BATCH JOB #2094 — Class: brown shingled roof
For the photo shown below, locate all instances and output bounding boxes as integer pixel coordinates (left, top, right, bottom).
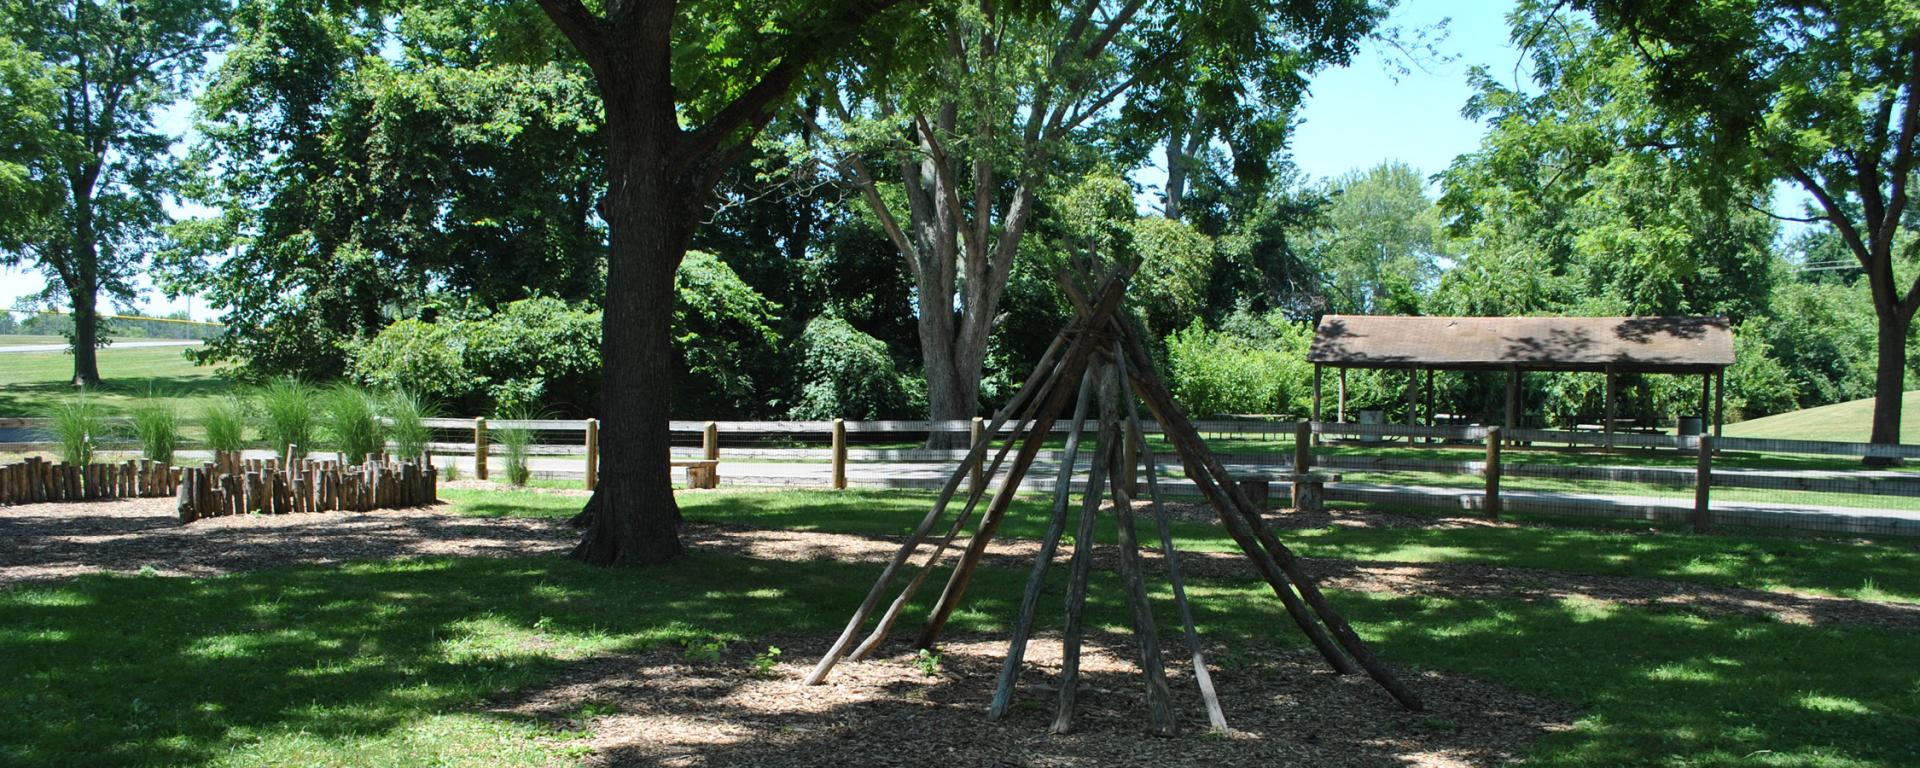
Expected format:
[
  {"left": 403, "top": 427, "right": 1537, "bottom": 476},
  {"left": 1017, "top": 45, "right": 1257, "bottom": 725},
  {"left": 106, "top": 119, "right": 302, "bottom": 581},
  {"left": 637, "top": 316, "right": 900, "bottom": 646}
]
[{"left": 1307, "top": 315, "right": 1734, "bottom": 373}]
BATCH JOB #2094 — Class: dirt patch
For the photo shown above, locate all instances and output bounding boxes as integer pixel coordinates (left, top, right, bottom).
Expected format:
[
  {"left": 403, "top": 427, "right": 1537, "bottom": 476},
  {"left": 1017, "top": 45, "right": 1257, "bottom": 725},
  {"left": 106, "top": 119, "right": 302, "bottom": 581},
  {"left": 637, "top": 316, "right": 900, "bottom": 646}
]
[
  {"left": 500, "top": 634, "right": 1575, "bottom": 768},
  {"left": 0, "top": 496, "right": 574, "bottom": 586},
  {"left": 683, "top": 524, "right": 1920, "bottom": 632}
]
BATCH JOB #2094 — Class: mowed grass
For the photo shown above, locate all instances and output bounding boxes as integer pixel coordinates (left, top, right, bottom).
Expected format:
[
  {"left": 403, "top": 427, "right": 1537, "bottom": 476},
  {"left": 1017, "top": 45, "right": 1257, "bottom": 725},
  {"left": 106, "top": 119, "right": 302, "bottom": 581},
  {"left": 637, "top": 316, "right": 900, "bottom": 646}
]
[
  {"left": 516, "top": 488, "right": 1914, "bottom": 604},
  {"left": 3, "top": 486, "right": 1916, "bottom": 766},
  {"left": 0, "top": 344, "right": 231, "bottom": 417},
  {"left": 1725, "top": 391, "right": 1920, "bottom": 443}
]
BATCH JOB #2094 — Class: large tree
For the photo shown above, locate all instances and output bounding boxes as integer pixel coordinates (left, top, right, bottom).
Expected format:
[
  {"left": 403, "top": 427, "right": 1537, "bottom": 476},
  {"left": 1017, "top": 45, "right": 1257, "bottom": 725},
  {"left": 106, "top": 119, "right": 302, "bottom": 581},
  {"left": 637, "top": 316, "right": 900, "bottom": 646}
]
[
  {"left": 822, "top": 0, "right": 1384, "bottom": 446},
  {"left": 1576, "top": 0, "right": 1919, "bottom": 457},
  {"left": 0, "top": 0, "right": 223, "bottom": 385},
  {"left": 526, "top": 0, "right": 910, "bottom": 563},
  {"left": 172, "top": 0, "right": 607, "bottom": 380}
]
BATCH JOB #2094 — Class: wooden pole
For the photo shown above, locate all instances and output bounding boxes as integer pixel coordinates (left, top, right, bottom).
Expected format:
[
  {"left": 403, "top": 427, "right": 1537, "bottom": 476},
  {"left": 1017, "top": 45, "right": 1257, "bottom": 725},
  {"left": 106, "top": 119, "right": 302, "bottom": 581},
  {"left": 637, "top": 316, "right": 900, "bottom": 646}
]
[
  {"left": 584, "top": 418, "right": 599, "bottom": 491},
  {"left": 703, "top": 420, "right": 719, "bottom": 462},
  {"left": 1693, "top": 435, "right": 1713, "bottom": 533},
  {"left": 1424, "top": 368, "right": 1434, "bottom": 442},
  {"left": 1312, "top": 363, "right": 1322, "bottom": 426},
  {"left": 1604, "top": 366, "right": 1617, "bottom": 450},
  {"left": 473, "top": 417, "right": 489, "bottom": 481},
  {"left": 970, "top": 416, "right": 985, "bottom": 491},
  {"left": 989, "top": 368, "right": 1096, "bottom": 721},
  {"left": 1699, "top": 373, "right": 1711, "bottom": 425},
  {"left": 831, "top": 418, "right": 847, "bottom": 490},
  {"left": 805, "top": 327, "right": 1077, "bottom": 685},
  {"left": 1485, "top": 426, "right": 1502, "bottom": 519},
  {"left": 1104, "top": 417, "right": 1175, "bottom": 736},
  {"left": 1051, "top": 415, "right": 1116, "bottom": 735},
  {"left": 1337, "top": 367, "right": 1347, "bottom": 423},
  {"left": 1505, "top": 366, "right": 1520, "bottom": 439},
  {"left": 1119, "top": 349, "right": 1227, "bottom": 732},
  {"left": 1714, "top": 369, "right": 1725, "bottom": 438},
  {"left": 1122, "top": 413, "right": 1141, "bottom": 495}
]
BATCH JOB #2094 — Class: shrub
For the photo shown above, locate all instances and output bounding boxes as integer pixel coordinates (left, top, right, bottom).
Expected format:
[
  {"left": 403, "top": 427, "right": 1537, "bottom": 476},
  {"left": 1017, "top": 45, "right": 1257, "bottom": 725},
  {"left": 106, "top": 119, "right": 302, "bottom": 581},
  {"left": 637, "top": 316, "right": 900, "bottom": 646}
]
[
  {"left": 1163, "top": 319, "right": 1307, "bottom": 417},
  {"left": 322, "top": 385, "right": 385, "bottom": 462},
  {"left": 787, "top": 316, "right": 918, "bottom": 420},
  {"left": 199, "top": 397, "right": 251, "bottom": 452},
  {"left": 384, "top": 389, "right": 436, "bottom": 459},
  {"left": 255, "top": 377, "right": 318, "bottom": 458},
  {"left": 128, "top": 396, "right": 179, "bottom": 465},
  {"left": 47, "top": 396, "right": 107, "bottom": 466},
  {"left": 343, "top": 318, "right": 475, "bottom": 404}
]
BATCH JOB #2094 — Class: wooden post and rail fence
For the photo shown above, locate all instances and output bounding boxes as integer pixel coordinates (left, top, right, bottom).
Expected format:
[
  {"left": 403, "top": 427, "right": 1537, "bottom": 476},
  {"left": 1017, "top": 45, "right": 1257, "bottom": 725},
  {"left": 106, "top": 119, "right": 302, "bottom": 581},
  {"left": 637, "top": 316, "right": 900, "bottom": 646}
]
[{"left": 1, "top": 415, "right": 1912, "bottom": 536}]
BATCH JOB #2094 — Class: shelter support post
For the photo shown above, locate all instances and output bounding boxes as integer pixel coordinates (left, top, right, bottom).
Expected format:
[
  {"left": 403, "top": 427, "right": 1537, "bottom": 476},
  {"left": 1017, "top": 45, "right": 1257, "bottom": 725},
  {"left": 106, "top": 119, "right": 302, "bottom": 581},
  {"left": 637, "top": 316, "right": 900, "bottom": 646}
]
[
  {"left": 1312, "top": 364, "right": 1322, "bottom": 445},
  {"left": 1714, "top": 369, "right": 1725, "bottom": 438},
  {"left": 1424, "top": 368, "right": 1435, "bottom": 441},
  {"left": 1405, "top": 368, "right": 1418, "bottom": 429},
  {"left": 1504, "top": 367, "right": 1520, "bottom": 443},
  {"left": 1338, "top": 368, "right": 1347, "bottom": 422},
  {"left": 1604, "top": 366, "right": 1617, "bottom": 450}
]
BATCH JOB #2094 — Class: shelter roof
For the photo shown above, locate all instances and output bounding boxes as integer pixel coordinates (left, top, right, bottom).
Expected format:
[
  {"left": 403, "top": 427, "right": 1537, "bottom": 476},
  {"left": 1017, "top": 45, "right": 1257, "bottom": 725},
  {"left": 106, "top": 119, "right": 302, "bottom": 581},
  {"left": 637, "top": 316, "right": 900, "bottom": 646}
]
[{"left": 1306, "top": 315, "right": 1734, "bottom": 373}]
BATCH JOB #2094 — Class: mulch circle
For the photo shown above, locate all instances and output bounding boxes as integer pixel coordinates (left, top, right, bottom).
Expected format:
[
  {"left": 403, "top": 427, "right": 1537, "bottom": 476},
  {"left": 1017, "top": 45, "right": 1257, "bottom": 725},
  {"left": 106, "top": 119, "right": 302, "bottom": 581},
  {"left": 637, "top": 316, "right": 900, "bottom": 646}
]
[{"left": 499, "top": 633, "right": 1577, "bottom": 768}]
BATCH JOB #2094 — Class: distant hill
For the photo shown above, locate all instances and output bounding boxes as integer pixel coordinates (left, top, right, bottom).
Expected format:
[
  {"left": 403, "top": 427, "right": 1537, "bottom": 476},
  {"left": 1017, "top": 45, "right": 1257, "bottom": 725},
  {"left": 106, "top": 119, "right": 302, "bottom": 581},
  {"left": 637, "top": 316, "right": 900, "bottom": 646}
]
[{"left": 1724, "top": 391, "right": 1920, "bottom": 443}]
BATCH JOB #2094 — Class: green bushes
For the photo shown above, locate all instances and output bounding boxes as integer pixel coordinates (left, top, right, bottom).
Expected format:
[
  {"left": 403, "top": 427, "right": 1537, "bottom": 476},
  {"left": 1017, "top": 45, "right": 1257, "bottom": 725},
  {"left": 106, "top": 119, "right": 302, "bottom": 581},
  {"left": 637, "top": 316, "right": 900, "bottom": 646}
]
[
  {"left": 1163, "top": 314, "right": 1314, "bottom": 417},
  {"left": 255, "top": 378, "right": 318, "bottom": 458},
  {"left": 46, "top": 397, "right": 107, "bottom": 466},
  {"left": 346, "top": 297, "right": 600, "bottom": 415},
  {"left": 788, "top": 317, "right": 921, "bottom": 420},
  {"left": 128, "top": 397, "right": 180, "bottom": 464}
]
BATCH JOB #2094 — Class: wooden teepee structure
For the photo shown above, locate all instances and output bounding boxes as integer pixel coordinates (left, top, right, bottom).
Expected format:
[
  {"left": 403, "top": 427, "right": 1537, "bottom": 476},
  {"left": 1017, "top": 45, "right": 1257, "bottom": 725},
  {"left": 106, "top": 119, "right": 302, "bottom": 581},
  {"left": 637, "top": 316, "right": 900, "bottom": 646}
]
[{"left": 804, "top": 259, "right": 1422, "bottom": 734}]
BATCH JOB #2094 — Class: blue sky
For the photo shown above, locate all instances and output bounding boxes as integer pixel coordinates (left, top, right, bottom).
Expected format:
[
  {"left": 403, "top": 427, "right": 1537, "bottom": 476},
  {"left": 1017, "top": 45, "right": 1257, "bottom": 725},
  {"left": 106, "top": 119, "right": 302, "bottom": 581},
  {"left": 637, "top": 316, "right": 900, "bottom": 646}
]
[{"left": 1, "top": 0, "right": 1524, "bottom": 321}]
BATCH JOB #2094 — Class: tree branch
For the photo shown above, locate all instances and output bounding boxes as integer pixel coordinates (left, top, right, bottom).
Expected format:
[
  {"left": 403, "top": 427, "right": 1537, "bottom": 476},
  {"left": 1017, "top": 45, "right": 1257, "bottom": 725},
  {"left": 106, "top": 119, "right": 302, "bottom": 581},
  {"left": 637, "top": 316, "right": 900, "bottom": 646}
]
[
  {"left": 1877, "top": 42, "right": 1920, "bottom": 255},
  {"left": 683, "top": 0, "right": 912, "bottom": 161},
  {"left": 531, "top": 0, "right": 606, "bottom": 62},
  {"left": 912, "top": 112, "right": 987, "bottom": 263}
]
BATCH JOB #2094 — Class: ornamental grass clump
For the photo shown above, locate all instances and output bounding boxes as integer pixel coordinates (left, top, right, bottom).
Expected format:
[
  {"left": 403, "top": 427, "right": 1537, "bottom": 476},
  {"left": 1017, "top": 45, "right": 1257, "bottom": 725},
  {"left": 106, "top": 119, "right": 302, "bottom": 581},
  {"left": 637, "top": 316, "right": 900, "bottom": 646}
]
[
  {"left": 493, "top": 407, "right": 537, "bottom": 486},
  {"left": 47, "top": 396, "right": 107, "bottom": 466},
  {"left": 199, "top": 397, "right": 250, "bottom": 453},
  {"left": 255, "top": 378, "right": 318, "bottom": 458},
  {"left": 128, "top": 395, "right": 179, "bottom": 465},
  {"left": 322, "top": 385, "right": 385, "bottom": 463},
  {"left": 383, "top": 389, "right": 436, "bottom": 460}
]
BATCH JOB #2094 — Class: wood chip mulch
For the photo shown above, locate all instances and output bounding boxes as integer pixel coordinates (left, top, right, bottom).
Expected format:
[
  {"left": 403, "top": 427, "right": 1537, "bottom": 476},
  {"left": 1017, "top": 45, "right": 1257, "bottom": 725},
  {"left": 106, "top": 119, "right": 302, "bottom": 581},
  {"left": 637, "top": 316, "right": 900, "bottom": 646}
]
[
  {"left": 497, "top": 633, "right": 1576, "bottom": 768},
  {"left": 0, "top": 497, "right": 575, "bottom": 586}
]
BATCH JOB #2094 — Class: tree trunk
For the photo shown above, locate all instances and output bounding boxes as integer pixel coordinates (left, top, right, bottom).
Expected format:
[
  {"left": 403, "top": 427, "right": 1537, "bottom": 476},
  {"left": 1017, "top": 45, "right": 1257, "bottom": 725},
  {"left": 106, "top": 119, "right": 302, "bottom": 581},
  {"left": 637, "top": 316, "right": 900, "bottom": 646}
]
[
  {"left": 70, "top": 292, "right": 102, "bottom": 387},
  {"left": 569, "top": 66, "right": 690, "bottom": 566},
  {"left": 923, "top": 342, "right": 982, "bottom": 449},
  {"left": 1867, "top": 309, "right": 1910, "bottom": 467}
]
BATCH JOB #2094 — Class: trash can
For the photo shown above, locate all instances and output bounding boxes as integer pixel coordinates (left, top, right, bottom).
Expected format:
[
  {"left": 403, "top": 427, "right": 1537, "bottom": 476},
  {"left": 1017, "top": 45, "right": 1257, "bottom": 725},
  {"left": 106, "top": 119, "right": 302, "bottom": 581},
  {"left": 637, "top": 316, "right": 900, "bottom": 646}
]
[
  {"left": 1676, "top": 415, "right": 1705, "bottom": 437},
  {"left": 1359, "top": 409, "right": 1385, "bottom": 444}
]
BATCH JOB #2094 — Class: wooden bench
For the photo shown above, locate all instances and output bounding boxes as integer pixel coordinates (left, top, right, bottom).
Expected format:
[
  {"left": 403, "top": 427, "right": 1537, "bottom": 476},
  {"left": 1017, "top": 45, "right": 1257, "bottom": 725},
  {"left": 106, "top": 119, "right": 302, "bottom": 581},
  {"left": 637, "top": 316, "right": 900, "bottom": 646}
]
[{"left": 671, "top": 460, "right": 719, "bottom": 489}]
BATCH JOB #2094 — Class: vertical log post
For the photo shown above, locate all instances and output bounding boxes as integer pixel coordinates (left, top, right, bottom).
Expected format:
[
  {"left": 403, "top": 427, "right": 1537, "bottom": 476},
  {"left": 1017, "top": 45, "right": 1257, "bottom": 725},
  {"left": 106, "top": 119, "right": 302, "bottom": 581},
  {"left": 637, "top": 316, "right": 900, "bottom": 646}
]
[
  {"left": 1485, "top": 426, "right": 1502, "bottom": 519},
  {"left": 703, "top": 420, "right": 719, "bottom": 461},
  {"left": 831, "top": 418, "right": 848, "bottom": 490},
  {"left": 584, "top": 418, "right": 600, "bottom": 491},
  {"left": 1693, "top": 435, "right": 1713, "bottom": 534},
  {"left": 969, "top": 416, "right": 985, "bottom": 491},
  {"left": 473, "top": 417, "right": 489, "bottom": 481}
]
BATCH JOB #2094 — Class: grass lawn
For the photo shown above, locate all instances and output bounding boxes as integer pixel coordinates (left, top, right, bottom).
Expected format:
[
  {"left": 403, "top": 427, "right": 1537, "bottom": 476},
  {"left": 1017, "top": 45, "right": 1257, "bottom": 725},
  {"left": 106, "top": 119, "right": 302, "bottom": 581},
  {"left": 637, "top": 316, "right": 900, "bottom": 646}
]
[
  {"left": 4, "top": 486, "right": 1915, "bottom": 766},
  {"left": 1725, "top": 391, "right": 1920, "bottom": 443},
  {"left": 0, "top": 344, "right": 231, "bottom": 417}
]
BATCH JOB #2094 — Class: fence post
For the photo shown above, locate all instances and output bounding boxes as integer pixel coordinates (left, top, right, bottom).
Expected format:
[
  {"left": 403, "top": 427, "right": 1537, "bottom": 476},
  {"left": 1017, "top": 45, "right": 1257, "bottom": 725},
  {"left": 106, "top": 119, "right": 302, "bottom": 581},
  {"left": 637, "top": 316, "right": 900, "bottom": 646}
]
[
  {"left": 703, "top": 421, "right": 719, "bottom": 461},
  {"left": 832, "top": 418, "right": 847, "bottom": 490},
  {"left": 1693, "top": 435, "right": 1713, "bottom": 533},
  {"left": 970, "top": 416, "right": 985, "bottom": 491},
  {"left": 474, "top": 417, "right": 489, "bottom": 481},
  {"left": 584, "top": 418, "right": 599, "bottom": 491},
  {"left": 1484, "top": 426, "right": 1502, "bottom": 519}
]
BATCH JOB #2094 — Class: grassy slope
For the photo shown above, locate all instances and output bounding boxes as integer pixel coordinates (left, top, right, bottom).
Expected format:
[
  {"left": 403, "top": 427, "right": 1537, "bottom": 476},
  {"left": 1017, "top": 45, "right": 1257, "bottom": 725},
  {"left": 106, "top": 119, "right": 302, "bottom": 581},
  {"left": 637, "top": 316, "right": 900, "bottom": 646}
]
[
  {"left": 3, "top": 486, "right": 1915, "bottom": 767},
  {"left": 0, "top": 345, "right": 231, "bottom": 417},
  {"left": 1725, "top": 391, "right": 1920, "bottom": 443}
]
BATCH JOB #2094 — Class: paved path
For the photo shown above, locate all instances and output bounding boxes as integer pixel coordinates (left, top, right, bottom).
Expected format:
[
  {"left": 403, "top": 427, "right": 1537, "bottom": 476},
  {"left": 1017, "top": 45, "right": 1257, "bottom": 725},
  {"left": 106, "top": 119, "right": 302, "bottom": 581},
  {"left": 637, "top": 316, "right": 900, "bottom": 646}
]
[
  {"left": 419, "top": 453, "right": 1920, "bottom": 538},
  {"left": 0, "top": 339, "right": 201, "bottom": 354}
]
